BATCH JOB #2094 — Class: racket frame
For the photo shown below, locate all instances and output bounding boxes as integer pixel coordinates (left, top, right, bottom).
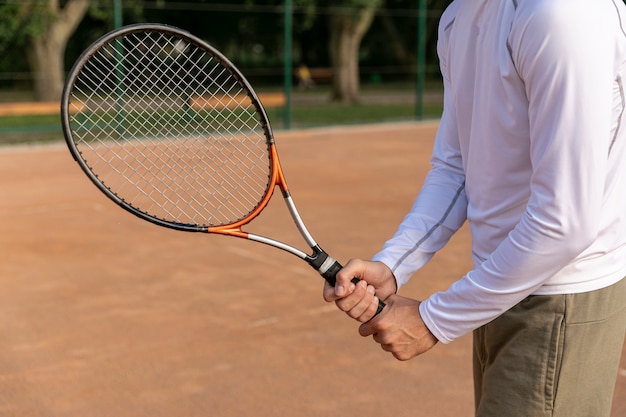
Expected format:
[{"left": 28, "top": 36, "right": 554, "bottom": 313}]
[{"left": 61, "top": 23, "right": 383, "bottom": 310}]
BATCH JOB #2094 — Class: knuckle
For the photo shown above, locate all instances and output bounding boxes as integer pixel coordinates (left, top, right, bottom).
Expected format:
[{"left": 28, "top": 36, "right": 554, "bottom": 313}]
[{"left": 347, "top": 310, "right": 360, "bottom": 319}]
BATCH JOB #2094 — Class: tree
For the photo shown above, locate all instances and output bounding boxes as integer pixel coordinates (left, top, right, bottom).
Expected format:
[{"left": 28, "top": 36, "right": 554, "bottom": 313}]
[
  {"left": 326, "top": 0, "right": 382, "bottom": 103},
  {"left": 28, "top": 0, "right": 90, "bottom": 101},
  {"left": 0, "top": 0, "right": 146, "bottom": 102},
  {"left": 0, "top": 0, "right": 90, "bottom": 101},
  {"left": 0, "top": 0, "right": 452, "bottom": 103},
  {"left": 292, "top": 0, "right": 383, "bottom": 103}
]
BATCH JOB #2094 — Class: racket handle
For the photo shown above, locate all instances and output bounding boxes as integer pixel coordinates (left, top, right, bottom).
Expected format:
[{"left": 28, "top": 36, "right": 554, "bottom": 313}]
[{"left": 320, "top": 259, "right": 386, "bottom": 317}]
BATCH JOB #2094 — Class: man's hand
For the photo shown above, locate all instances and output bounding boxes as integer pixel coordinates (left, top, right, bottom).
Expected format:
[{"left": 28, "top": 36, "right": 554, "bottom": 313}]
[
  {"left": 359, "top": 295, "right": 438, "bottom": 360},
  {"left": 322, "top": 259, "right": 397, "bottom": 322},
  {"left": 323, "top": 258, "right": 438, "bottom": 360}
]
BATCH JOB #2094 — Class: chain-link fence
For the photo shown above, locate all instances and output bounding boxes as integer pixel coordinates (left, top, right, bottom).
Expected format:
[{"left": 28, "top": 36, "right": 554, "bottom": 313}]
[{"left": 0, "top": 1, "right": 450, "bottom": 144}]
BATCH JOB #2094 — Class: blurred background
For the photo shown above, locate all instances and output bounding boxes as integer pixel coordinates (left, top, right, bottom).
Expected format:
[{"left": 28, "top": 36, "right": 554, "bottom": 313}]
[{"left": 0, "top": 0, "right": 451, "bottom": 145}]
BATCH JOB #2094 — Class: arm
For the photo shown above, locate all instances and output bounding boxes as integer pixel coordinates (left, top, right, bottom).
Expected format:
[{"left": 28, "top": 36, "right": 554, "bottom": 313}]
[
  {"left": 369, "top": 3, "right": 467, "bottom": 290},
  {"left": 321, "top": 86, "right": 467, "bottom": 324},
  {"left": 372, "top": 113, "right": 467, "bottom": 290},
  {"left": 323, "top": 12, "right": 468, "bottom": 323}
]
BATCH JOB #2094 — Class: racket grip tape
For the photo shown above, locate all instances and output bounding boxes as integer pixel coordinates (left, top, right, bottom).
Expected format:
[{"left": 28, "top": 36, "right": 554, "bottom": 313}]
[{"left": 320, "top": 260, "right": 386, "bottom": 317}]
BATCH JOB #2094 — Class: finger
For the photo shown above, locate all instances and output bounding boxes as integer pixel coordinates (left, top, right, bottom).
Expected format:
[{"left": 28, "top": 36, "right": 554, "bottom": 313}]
[
  {"left": 372, "top": 333, "right": 399, "bottom": 357},
  {"left": 359, "top": 317, "right": 377, "bottom": 337},
  {"left": 380, "top": 344, "right": 393, "bottom": 353},
  {"left": 322, "top": 280, "right": 337, "bottom": 302},
  {"left": 346, "top": 289, "right": 377, "bottom": 321},
  {"left": 335, "top": 278, "right": 356, "bottom": 298},
  {"left": 335, "top": 280, "right": 369, "bottom": 313},
  {"left": 356, "top": 292, "right": 382, "bottom": 323},
  {"left": 323, "top": 277, "right": 356, "bottom": 302},
  {"left": 335, "top": 259, "right": 365, "bottom": 293}
]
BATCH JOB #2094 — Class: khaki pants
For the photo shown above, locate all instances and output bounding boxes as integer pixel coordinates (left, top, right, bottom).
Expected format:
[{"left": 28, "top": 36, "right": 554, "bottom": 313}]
[{"left": 473, "top": 278, "right": 626, "bottom": 417}]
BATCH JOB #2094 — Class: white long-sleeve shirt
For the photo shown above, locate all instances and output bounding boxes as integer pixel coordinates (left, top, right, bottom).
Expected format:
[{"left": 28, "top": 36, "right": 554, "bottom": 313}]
[{"left": 372, "top": 0, "right": 626, "bottom": 344}]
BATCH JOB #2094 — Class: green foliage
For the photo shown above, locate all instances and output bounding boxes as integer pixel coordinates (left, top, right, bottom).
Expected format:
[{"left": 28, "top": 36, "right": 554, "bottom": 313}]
[
  {"left": 0, "top": 4, "right": 20, "bottom": 54},
  {"left": 328, "top": 0, "right": 384, "bottom": 11},
  {"left": 87, "top": 0, "right": 144, "bottom": 27},
  {"left": 0, "top": 2, "right": 51, "bottom": 50},
  {"left": 0, "top": 1, "right": 56, "bottom": 86},
  {"left": 1, "top": 0, "right": 452, "bottom": 93},
  {"left": 0, "top": 0, "right": 144, "bottom": 48}
]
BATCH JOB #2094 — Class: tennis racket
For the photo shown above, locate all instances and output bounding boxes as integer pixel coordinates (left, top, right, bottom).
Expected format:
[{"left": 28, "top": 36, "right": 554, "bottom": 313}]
[{"left": 60, "top": 23, "right": 385, "bottom": 317}]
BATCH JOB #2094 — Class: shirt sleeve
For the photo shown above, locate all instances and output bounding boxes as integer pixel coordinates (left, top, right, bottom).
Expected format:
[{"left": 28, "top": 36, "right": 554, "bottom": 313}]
[
  {"left": 372, "top": 10, "right": 468, "bottom": 288},
  {"left": 420, "top": 2, "right": 617, "bottom": 343}
]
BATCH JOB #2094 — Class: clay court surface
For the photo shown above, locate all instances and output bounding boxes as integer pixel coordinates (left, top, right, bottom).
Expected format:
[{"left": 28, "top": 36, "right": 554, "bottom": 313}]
[{"left": 0, "top": 121, "right": 624, "bottom": 416}]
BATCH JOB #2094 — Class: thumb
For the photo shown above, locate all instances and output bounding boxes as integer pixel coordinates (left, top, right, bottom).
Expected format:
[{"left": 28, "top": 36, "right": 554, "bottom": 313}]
[{"left": 336, "top": 258, "right": 369, "bottom": 294}]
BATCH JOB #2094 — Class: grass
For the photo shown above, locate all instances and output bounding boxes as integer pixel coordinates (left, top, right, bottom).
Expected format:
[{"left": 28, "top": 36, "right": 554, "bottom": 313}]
[
  {"left": 0, "top": 114, "right": 60, "bottom": 128},
  {"left": 268, "top": 102, "right": 442, "bottom": 130},
  {"left": 0, "top": 87, "right": 443, "bottom": 146},
  {"left": 0, "top": 114, "right": 63, "bottom": 145}
]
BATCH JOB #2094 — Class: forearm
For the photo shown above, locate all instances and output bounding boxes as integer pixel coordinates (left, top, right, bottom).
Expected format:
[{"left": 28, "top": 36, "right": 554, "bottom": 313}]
[{"left": 373, "top": 84, "right": 468, "bottom": 288}]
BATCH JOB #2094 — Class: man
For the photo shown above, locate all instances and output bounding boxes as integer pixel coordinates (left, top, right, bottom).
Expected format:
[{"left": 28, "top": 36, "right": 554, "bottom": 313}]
[{"left": 324, "top": 1, "right": 626, "bottom": 416}]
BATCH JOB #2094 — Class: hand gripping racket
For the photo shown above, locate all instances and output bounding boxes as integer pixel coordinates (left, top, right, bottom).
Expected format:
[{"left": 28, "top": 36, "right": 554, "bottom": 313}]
[{"left": 61, "top": 23, "right": 385, "bottom": 317}]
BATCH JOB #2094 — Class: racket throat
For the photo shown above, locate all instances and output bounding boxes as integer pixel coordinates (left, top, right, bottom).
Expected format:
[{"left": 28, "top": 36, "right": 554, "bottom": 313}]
[
  {"left": 278, "top": 190, "right": 341, "bottom": 283},
  {"left": 306, "top": 247, "right": 342, "bottom": 286}
]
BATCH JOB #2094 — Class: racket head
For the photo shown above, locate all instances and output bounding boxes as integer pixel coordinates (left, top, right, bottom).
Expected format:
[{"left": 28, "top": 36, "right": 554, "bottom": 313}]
[{"left": 61, "top": 23, "right": 278, "bottom": 232}]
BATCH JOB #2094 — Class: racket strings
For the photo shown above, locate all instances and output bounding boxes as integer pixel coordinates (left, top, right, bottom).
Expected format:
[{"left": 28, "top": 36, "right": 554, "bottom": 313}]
[{"left": 67, "top": 30, "right": 272, "bottom": 227}]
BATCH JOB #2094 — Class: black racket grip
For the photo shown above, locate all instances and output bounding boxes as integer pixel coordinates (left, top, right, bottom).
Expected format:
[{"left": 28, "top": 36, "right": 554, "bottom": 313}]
[{"left": 321, "top": 260, "right": 385, "bottom": 317}]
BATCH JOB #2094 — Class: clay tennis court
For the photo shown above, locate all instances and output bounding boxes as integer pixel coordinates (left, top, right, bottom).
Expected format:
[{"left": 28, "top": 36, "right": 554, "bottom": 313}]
[{"left": 0, "top": 121, "right": 624, "bottom": 416}]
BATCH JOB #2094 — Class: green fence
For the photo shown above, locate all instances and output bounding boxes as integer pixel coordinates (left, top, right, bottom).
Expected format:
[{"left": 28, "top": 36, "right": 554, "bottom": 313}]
[{"left": 0, "top": 1, "right": 448, "bottom": 145}]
